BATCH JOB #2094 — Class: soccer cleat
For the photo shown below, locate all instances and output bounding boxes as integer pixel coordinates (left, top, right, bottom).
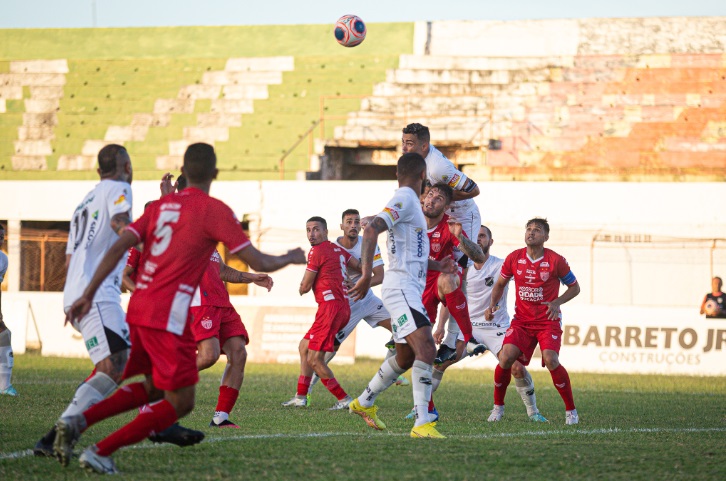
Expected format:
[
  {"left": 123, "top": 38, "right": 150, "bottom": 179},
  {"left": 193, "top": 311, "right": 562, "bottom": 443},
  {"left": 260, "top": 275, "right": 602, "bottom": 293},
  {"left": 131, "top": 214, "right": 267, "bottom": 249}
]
[
  {"left": 487, "top": 405, "right": 505, "bottom": 422},
  {"left": 209, "top": 419, "right": 240, "bottom": 428},
  {"left": 306, "top": 393, "right": 312, "bottom": 406},
  {"left": 394, "top": 375, "right": 410, "bottom": 386},
  {"left": 329, "top": 395, "right": 353, "bottom": 411},
  {"left": 33, "top": 427, "right": 57, "bottom": 457},
  {"left": 434, "top": 344, "right": 457, "bottom": 365},
  {"left": 529, "top": 412, "right": 549, "bottom": 423},
  {"left": 410, "top": 421, "right": 446, "bottom": 439},
  {"left": 465, "top": 338, "right": 488, "bottom": 357},
  {"left": 0, "top": 385, "right": 18, "bottom": 396},
  {"left": 565, "top": 409, "right": 579, "bottom": 425},
  {"left": 54, "top": 415, "right": 86, "bottom": 467},
  {"left": 79, "top": 446, "right": 119, "bottom": 475},
  {"left": 281, "top": 395, "right": 308, "bottom": 408},
  {"left": 349, "top": 398, "right": 386, "bottom": 430},
  {"left": 404, "top": 407, "right": 439, "bottom": 422},
  {"left": 384, "top": 338, "right": 395, "bottom": 350},
  {"left": 148, "top": 423, "right": 205, "bottom": 447}
]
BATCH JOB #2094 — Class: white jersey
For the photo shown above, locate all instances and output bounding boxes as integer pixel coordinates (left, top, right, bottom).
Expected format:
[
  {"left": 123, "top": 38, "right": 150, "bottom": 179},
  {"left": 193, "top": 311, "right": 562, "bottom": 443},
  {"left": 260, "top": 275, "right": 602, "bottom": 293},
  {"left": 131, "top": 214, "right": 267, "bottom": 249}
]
[
  {"left": 0, "top": 250, "right": 7, "bottom": 283},
  {"left": 64, "top": 180, "right": 133, "bottom": 310},
  {"left": 334, "top": 236, "right": 384, "bottom": 287},
  {"left": 376, "top": 186, "right": 428, "bottom": 295},
  {"left": 466, "top": 255, "right": 510, "bottom": 329},
  {"left": 425, "top": 144, "right": 480, "bottom": 231}
]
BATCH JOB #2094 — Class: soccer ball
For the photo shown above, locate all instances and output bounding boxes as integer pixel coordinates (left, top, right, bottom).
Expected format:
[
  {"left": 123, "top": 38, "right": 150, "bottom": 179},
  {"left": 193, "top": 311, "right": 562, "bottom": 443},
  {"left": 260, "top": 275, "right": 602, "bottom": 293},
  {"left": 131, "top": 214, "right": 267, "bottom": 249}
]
[
  {"left": 704, "top": 299, "right": 722, "bottom": 316},
  {"left": 334, "top": 15, "right": 366, "bottom": 47}
]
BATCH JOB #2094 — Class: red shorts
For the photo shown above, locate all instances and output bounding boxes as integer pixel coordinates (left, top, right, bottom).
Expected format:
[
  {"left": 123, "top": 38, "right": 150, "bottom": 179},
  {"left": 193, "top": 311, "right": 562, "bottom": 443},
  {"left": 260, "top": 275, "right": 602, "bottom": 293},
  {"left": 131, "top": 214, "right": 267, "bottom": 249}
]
[
  {"left": 190, "top": 305, "right": 249, "bottom": 346},
  {"left": 503, "top": 321, "right": 563, "bottom": 367},
  {"left": 123, "top": 323, "right": 198, "bottom": 391},
  {"left": 422, "top": 270, "right": 463, "bottom": 325},
  {"left": 304, "top": 301, "right": 350, "bottom": 353}
]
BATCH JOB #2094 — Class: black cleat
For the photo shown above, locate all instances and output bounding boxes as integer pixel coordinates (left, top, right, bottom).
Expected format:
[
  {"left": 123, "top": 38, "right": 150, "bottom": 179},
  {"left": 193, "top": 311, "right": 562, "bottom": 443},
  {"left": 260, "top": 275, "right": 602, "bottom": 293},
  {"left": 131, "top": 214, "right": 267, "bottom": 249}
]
[
  {"left": 148, "top": 423, "right": 205, "bottom": 447},
  {"left": 434, "top": 344, "right": 457, "bottom": 365},
  {"left": 466, "top": 338, "right": 488, "bottom": 357},
  {"left": 33, "top": 427, "right": 57, "bottom": 457},
  {"left": 209, "top": 419, "right": 240, "bottom": 428},
  {"left": 384, "top": 338, "right": 395, "bottom": 350}
]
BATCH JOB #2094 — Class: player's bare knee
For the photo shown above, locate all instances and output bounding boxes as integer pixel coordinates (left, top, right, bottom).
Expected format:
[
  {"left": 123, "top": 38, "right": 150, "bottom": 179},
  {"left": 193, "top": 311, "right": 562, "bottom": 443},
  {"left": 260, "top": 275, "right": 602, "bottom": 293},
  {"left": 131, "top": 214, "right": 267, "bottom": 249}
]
[
  {"left": 542, "top": 351, "right": 560, "bottom": 370},
  {"left": 438, "top": 274, "right": 459, "bottom": 295},
  {"left": 97, "top": 350, "right": 128, "bottom": 383},
  {"left": 511, "top": 363, "right": 526, "bottom": 378}
]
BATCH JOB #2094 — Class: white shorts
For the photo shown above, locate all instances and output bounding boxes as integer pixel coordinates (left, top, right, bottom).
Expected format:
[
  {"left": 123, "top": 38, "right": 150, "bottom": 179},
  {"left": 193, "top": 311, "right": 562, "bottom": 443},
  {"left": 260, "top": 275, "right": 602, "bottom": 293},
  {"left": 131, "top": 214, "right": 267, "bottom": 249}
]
[
  {"left": 457, "top": 324, "right": 509, "bottom": 356},
  {"left": 69, "top": 302, "right": 130, "bottom": 365},
  {"left": 335, "top": 290, "right": 390, "bottom": 345},
  {"left": 382, "top": 287, "right": 431, "bottom": 344}
]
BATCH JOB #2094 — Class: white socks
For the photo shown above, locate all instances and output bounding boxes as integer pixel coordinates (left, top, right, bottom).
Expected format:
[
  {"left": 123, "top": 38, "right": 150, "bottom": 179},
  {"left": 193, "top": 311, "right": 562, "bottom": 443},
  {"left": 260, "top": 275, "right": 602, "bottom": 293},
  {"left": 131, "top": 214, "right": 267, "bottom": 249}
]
[
  {"left": 514, "top": 370, "right": 539, "bottom": 417},
  {"left": 358, "top": 356, "right": 405, "bottom": 408},
  {"left": 61, "top": 372, "right": 117, "bottom": 417},
  {"left": 411, "top": 360, "right": 433, "bottom": 427},
  {"left": 0, "top": 329, "right": 14, "bottom": 391},
  {"left": 432, "top": 368, "right": 444, "bottom": 393}
]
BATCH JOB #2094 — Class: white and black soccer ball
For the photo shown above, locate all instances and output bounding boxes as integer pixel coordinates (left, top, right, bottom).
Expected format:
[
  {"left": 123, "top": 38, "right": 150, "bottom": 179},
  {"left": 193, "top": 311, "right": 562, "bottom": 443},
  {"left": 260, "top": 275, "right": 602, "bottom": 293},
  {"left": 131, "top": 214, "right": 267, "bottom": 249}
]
[
  {"left": 704, "top": 299, "right": 722, "bottom": 316},
  {"left": 334, "top": 14, "right": 366, "bottom": 47}
]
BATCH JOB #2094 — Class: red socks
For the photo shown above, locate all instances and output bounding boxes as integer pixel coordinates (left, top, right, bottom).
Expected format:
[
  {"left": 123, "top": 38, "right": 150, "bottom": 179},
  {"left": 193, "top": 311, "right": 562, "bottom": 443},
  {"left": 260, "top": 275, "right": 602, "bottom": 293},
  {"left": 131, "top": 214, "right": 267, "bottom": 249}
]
[
  {"left": 428, "top": 393, "right": 436, "bottom": 412},
  {"left": 444, "top": 289, "right": 473, "bottom": 342},
  {"left": 296, "top": 376, "right": 312, "bottom": 396},
  {"left": 84, "top": 382, "right": 149, "bottom": 429},
  {"left": 493, "top": 365, "right": 512, "bottom": 406},
  {"left": 215, "top": 385, "right": 240, "bottom": 415},
  {"left": 549, "top": 364, "right": 576, "bottom": 411},
  {"left": 320, "top": 377, "right": 347, "bottom": 400},
  {"left": 95, "top": 399, "right": 177, "bottom": 457}
]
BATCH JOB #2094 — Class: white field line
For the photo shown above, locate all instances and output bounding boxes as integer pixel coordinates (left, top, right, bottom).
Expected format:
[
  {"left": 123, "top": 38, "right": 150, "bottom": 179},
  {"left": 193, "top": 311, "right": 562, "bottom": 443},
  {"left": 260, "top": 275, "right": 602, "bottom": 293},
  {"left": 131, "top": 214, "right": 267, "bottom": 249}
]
[{"left": 2, "top": 427, "right": 725, "bottom": 461}]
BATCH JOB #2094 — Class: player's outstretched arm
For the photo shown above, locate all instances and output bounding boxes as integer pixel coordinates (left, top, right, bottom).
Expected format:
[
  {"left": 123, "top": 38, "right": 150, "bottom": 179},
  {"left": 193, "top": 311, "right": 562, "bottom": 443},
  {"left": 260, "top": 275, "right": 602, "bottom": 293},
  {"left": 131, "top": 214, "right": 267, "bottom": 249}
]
[
  {"left": 219, "top": 258, "right": 273, "bottom": 291},
  {"left": 485, "top": 276, "right": 509, "bottom": 321},
  {"left": 448, "top": 220, "right": 485, "bottom": 263},
  {"left": 349, "top": 217, "right": 387, "bottom": 301},
  {"left": 67, "top": 230, "right": 138, "bottom": 324},
  {"left": 237, "top": 245, "right": 306, "bottom": 273},
  {"left": 543, "top": 281, "right": 581, "bottom": 320}
]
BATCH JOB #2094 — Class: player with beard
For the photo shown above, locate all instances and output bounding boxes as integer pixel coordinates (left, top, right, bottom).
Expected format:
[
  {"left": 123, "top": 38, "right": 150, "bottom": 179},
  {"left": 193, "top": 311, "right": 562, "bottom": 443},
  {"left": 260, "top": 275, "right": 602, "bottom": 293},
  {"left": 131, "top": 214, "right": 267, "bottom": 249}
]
[
  {"left": 486, "top": 218, "right": 581, "bottom": 425},
  {"left": 429, "top": 225, "right": 547, "bottom": 422}
]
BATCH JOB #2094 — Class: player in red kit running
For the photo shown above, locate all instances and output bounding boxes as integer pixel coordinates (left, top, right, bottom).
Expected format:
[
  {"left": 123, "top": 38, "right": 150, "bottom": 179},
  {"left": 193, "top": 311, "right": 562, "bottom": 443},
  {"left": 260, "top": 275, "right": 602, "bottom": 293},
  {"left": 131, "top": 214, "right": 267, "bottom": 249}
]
[
  {"left": 282, "top": 217, "right": 358, "bottom": 409},
  {"left": 55, "top": 143, "right": 292, "bottom": 474},
  {"left": 485, "top": 217, "right": 581, "bottom": 425}
]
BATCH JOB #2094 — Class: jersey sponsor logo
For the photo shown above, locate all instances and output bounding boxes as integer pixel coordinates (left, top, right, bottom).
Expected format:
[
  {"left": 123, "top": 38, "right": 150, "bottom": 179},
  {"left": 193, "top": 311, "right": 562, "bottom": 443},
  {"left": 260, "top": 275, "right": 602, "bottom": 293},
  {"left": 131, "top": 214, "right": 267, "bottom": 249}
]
[
  {"left": 394, "top": 202, "right": 403, "bottom": 209},
  {"left": 383, "top": 207, "right": 399, "bottom": 221},
  {"left": 518, "top": 259, "right": 527, "bottom": 264},
  {"left": 455, "top": 302, "right": 466, "bottom": 310},
  {"left": 92, "top": 210, "right": 99, "bottom": 220},
  {"left": 114, "top": 194, "right": 127, "bottom": 206},
  {"left": 373, "top": 253, "right": 382, "bottom": 261},
  {"left": 540, "top": 271, "right": 550, "bottom": 281},
  {"left": 518, "top": 286, "right": 544, "bottom": 302},
  {"left": 485, "top": 276, "right": 494, "bottom": 287},
  {"left": 447, "top": 174, "right": 460, "bottom": 187},
  {"left": 432, "top": 243, "right": 441, "bottom": 253},
  {"left": 396, "top": 314, "right": 408, "bottom": 327},
  {"left": 541, "top": 261, "right": 550, "bottom": 267},
  {"left": 432, "top": 232, "right": 441, "bottom": 238},
  {"left": 555, "top": 382, "right": 566, "bottom": 388},
  {"left": 201, "top": 317, "right": 213, "bottom": 329},
  {"left": 415, "top": 228, "right": 424, "bottom": 257},
  {"left": 85, "top": 336, "right": 99, "bottom": 350}
]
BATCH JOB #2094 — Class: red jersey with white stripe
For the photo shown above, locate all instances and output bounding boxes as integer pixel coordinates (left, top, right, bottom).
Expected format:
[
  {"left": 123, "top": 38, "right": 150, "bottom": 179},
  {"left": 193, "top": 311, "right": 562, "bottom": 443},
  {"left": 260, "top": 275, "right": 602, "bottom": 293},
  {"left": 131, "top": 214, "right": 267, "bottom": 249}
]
[
  {"left": 427, "top": 214, "right": 463, "bottom": 263},
  {"left": 500, "top": 247, "right": 577, "bottom": 323},
  {"left": 306, "top": 240, "right": 352, "bottom": 305},
  {"left": 126, "top": 187, "right": 251, "bottom": 335},
  {"left": 191, "top": 250, "right": 233, "bottom": 308}
]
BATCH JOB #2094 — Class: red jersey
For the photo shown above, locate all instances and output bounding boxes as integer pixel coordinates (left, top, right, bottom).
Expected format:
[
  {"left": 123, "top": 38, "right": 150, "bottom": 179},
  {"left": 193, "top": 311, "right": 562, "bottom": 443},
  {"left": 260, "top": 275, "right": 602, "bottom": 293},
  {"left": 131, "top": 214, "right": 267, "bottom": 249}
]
[
  {"left": 126, "top": 247, "right": 141, "bottom": 283},
  {"left": 500, "top": 247, "right": 577, "bottom": 323},
  {"left": 126, "top": 187, "right": 251, "bottom": 335},
  {"left": 191, "top": 250, "right": 233, "bottom": 309},
  {"left": 427, "top": 214, "right": 463, "bottom": 263},
  {"left": 306, "top": 240, "right": 352, "bottom": 304}
]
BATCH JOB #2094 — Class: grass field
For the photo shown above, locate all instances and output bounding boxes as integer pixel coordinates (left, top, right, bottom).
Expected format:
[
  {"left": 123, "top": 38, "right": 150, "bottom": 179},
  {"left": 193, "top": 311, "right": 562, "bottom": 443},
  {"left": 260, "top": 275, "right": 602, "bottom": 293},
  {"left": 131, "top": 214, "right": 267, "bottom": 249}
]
[{"left": 1, "top": 353, "right": 725, "bottom": 480}]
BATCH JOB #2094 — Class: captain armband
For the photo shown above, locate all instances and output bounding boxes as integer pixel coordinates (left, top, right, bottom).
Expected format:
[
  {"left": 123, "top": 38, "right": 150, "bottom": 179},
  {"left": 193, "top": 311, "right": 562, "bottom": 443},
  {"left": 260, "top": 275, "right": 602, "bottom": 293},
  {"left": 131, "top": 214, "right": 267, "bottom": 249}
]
[
  {"left": 462, "top": 179, "right": 478, "bottom": 193},
  {"left": 560, "top": 271, "right": 577, "bottom": 285}
]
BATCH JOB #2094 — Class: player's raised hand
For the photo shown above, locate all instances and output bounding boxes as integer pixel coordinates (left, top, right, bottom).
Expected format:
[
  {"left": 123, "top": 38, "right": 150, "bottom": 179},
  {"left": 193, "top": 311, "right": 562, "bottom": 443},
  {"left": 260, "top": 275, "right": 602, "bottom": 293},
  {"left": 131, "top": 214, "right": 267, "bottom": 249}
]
[
  {"left": 447, "top": 219, "right": 463, "bottom": 238},
  {"left": 288, "top": 247, "right": 306, "bottom": 264},
  {"left": 433, "top": 324, "right": 445, "bottom": 345},
  {"left": 348, "top": 275, "right": 371, "bottom": 302},
  {"left": 543, "top": 301, "right": 561, "bottom": 320},
  {"left": 160, "top": 172, "right": 177, "bottom": 196},
  {"left": 484, "top": 305, "right": 498, "bottom": 321},
  {"left": 359, "top": 215, "right": 375, "bottom": 228},
  {"left": 439, "top": 257, "right": 457, "bottom": 274},
  {"left": 251, "top": 273, "right": 274, "bottom": 292},
  {"left": 65, "top": 296, "right": 93, "bottom": 326}
]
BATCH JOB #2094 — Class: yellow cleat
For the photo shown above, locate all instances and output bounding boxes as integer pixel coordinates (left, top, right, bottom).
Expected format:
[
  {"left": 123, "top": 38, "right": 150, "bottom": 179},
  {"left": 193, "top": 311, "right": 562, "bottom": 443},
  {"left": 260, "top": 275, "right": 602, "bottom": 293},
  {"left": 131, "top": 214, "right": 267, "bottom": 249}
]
[
  {"left": 349, "top": 398, "right": 387, "bottom": 430},
  {"left": 410, "top": 421, "right": 446, "bottom": 439}
]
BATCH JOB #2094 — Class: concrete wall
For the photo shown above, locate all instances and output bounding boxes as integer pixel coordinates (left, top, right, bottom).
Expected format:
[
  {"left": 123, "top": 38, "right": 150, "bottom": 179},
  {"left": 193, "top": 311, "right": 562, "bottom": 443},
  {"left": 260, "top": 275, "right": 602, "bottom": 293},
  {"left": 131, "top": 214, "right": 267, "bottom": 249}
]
[{"left": 414, "top": 17, "right": 726, "bottom": 57}]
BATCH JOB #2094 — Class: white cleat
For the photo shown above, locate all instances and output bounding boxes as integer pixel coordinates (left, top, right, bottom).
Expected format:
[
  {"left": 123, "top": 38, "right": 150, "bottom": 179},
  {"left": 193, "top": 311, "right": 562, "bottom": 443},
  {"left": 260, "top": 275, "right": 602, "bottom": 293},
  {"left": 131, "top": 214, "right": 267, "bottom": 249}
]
[
  {"left": 54, "top": 414, "right": 86, "bottom": 467},
  {"left": 565, "top": 409, "right": 579, "bottom": 425},
  {"left": 79, "top": 446, "right": 119, "bottom": 475},
  {"left": 281, "top": 395, "right": 308, "bottom": 407},
  {"left": 487, "top": 405, "right": 505, "bottom": 422},
  {"left": 329, "top": 395, "right": 353, "bottom": 411}
]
